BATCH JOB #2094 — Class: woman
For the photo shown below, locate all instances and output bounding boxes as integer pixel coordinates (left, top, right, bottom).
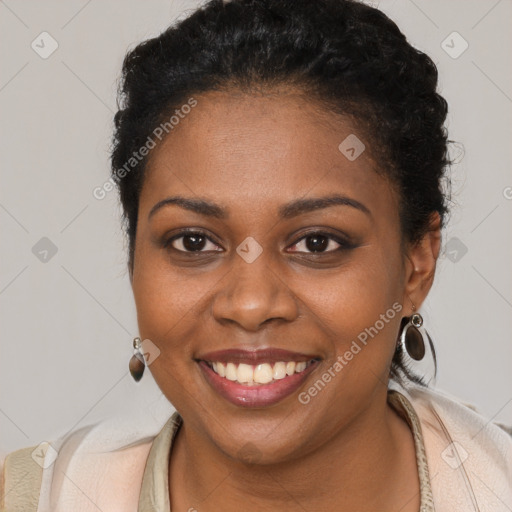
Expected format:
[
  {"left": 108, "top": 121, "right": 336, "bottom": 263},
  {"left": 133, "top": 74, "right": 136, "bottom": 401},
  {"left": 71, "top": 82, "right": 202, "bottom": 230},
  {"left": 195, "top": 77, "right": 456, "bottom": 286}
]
[{"left": 2, "top": 0, "right": 511, "bottom": 510}]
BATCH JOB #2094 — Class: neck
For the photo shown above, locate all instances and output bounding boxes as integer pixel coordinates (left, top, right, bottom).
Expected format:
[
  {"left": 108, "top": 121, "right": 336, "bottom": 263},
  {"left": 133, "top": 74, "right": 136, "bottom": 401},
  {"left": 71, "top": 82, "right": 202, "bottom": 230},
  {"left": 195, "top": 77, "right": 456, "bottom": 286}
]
[{"left": 169, "top": 388, "right": 420, "bottom": 511}]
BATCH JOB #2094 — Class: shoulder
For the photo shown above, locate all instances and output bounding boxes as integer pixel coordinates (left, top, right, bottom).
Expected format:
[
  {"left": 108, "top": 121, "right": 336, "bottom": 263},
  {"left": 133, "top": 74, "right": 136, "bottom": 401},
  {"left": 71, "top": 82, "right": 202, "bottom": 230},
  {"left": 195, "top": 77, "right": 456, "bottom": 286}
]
[
  {"left": 395, "top": 382, "right": 512, "bottom": 511},
  {"left": 1, "top": 443, "right": 48, "bottom": 512},
  {"left": 1, "top": 415, "right": 163, "bottom": 512},
  {"left": 404, "top": 382, "right": 512, "bottom": 447}
]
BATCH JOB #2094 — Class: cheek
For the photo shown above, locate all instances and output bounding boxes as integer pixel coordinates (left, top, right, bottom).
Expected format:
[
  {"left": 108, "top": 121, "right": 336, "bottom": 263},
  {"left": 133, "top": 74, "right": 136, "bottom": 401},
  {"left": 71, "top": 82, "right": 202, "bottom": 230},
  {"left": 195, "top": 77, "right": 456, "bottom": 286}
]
[
  {"left": 301, "top": 246, "right": 404, "bottom": 366},
  {"left": 131, "top": 248, "right": 210, "bottom": 407},
  {"left": 131, "top": 241, "right": 201, "bottom": 349},
  {"left": 133, "top": 293, "right": 198, "bottom": 352},
  {"left": 310, "top": 248, "right": 402, "bottom": 315}
]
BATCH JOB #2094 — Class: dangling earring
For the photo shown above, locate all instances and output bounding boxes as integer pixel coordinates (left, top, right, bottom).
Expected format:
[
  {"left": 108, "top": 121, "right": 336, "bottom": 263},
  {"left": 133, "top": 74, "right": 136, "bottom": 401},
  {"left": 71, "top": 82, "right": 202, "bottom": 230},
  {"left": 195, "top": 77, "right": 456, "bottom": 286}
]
[
  {"left": 129, "top": 337, "right": 145, "bottom": 382},
  {"left": 399, "top": 303, "right": 437, "bottom": 384},
  {"left": 402, "top": 312, "right": 425, "bottom": 361}
]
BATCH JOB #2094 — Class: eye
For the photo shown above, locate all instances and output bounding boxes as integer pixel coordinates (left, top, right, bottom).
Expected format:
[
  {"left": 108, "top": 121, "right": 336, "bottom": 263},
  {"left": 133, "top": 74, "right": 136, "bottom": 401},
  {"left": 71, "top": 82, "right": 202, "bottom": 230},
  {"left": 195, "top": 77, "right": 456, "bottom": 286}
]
[
  {"left": 165, "top": 230, "right": 222, "bottom": 253},
  {"left": 287, "top": 232, "right": 349, "bottom": 254},
  {"left": 164, "top": 229, "right": 352, "bottom": 255}
]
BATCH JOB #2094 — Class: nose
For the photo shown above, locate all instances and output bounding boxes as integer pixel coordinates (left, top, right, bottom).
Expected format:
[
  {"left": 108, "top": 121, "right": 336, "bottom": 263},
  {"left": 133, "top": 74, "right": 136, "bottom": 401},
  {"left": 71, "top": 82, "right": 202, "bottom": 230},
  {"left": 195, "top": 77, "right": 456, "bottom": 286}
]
[{"left": 211, "top": 256, "right": 299, "bottom": 333}]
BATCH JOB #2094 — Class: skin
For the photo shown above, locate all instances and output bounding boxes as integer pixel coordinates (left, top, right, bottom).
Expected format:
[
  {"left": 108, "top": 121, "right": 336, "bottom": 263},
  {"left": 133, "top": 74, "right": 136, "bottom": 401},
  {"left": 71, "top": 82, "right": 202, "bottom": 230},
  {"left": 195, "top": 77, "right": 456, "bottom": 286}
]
[{"left": 130, "top": 88, "right": 441, "bottom": 511}]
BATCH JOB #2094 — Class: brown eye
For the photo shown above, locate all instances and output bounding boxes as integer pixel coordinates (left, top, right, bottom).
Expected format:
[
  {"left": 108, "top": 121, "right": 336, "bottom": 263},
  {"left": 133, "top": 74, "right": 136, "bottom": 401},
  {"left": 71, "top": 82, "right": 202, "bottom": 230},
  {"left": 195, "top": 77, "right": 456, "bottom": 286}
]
[
  {"left": 167, "top": 231, "right": 222, "bottom": 253},
  {"left": 288, "top": 232, "right": 350, "bottom": 254}
]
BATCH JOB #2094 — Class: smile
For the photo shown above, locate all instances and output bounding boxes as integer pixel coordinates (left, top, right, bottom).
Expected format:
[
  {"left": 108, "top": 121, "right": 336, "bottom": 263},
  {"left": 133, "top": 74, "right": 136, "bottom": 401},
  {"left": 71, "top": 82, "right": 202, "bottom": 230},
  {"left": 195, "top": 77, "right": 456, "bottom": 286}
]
[
  {"left": 205, "top": 360, "right": 314, "bottom": 385},
  {"left": 197, "top": 348, "right": 321, "bottom": 407}
]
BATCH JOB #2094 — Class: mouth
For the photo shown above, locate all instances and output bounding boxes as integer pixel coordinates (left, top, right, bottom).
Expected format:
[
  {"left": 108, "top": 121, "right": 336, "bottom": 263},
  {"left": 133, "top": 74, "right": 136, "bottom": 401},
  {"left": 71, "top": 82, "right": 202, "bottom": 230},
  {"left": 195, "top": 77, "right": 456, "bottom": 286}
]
[{"left": 196, "top": 348, "right": 321, "bottom": 408}]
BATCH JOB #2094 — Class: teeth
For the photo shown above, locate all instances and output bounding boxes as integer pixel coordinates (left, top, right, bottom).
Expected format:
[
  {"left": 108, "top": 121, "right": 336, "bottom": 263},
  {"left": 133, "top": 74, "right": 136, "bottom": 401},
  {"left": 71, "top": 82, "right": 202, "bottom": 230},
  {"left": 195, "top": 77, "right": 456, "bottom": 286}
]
[
  {"left": 237, "top": 363, "right": 254, "bottom": 384},
  {"left": 296, "top": 361, "right": 306, "bottom": 372},
  {"left": 273, "top": 362, "right": 287, "bottom": 380},
  {"left": 225, "top": 362, "right": 238, "bottom": 381},
  {"left": 254, "top": 363, "right": 273, "bottom": 384},
  {"left": 208, "top": 360, "right": 312, "bottom": 385}
]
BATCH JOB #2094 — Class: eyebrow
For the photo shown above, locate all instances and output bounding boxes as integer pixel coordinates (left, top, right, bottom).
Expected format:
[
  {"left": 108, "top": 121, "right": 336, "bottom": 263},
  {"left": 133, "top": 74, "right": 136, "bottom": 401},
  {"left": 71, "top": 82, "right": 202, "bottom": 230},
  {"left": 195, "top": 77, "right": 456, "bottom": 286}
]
[{"left": 148, "top": 194, "right": 371, "bottom": 220}]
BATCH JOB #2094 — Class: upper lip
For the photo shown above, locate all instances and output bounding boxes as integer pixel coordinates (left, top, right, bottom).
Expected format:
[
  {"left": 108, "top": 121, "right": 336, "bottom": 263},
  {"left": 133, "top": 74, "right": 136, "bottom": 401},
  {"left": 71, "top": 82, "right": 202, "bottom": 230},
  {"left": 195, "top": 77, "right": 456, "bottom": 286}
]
[{"left": 197, "top": 348, "right": 320, "bottom": 365}]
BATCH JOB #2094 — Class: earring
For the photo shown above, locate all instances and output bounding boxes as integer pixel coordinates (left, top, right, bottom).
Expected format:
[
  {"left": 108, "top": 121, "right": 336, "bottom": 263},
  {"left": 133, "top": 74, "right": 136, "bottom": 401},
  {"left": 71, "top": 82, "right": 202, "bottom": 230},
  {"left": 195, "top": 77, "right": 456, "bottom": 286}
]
[
  {"left": 402, "top": 313, "right": 425, "bottom": 360},
  {"left": 129, "top": 337, "right": 146, "bottom": 382},
  {"left": 399, "top": 305, "right": 437, "bottom": 384}
]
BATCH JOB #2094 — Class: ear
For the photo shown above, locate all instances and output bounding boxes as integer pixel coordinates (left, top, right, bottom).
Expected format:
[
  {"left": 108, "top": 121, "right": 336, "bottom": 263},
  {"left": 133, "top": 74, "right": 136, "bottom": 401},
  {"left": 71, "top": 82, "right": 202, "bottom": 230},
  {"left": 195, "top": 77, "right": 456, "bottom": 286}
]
[{"left": 402, "top": 212, "right": 442, "bottom": 314}]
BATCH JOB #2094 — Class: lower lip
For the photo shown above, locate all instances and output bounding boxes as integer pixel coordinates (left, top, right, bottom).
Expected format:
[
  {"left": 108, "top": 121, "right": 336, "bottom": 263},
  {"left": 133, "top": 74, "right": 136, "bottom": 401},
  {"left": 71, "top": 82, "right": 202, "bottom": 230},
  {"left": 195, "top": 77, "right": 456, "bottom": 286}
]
[{"left": 198, "top": 360, "right": 319, "bottom": 408}]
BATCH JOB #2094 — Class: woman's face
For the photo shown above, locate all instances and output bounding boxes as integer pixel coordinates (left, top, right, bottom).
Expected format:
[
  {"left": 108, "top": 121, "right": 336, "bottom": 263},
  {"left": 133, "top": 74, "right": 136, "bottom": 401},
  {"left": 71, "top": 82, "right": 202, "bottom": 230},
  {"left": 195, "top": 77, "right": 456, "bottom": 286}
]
[{"left": 131, "top": 89, "right": 433, "bottom": 463}]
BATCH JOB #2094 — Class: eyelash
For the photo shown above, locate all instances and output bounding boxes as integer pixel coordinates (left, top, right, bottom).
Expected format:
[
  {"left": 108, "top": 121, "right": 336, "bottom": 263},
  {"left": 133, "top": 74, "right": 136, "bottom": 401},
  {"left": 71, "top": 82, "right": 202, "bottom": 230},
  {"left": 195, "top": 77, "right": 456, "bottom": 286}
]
[{"left": 163, "top": 229, "right": 354, "bottom": 255}]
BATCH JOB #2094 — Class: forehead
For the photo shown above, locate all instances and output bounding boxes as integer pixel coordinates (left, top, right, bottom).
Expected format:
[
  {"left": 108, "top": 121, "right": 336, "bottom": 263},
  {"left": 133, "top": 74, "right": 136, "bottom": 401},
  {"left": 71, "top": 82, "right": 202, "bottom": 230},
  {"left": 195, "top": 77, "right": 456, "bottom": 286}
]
[{"left": 140, "top": 90, "right": 396, "bottom": 218}]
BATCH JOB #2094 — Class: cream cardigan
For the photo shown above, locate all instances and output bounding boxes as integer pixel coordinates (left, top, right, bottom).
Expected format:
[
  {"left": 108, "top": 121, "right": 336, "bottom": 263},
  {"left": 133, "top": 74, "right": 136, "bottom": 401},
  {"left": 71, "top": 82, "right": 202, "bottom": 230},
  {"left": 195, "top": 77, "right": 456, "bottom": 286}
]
[{"left": 1, "top": 381, "right": 511, "bottom": 511}]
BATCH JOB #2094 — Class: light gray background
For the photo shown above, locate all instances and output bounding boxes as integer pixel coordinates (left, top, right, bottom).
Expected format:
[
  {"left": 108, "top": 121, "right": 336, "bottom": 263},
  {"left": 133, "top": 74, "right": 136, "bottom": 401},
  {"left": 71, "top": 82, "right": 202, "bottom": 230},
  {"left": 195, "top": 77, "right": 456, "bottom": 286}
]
[{"left": 1, "top": 0, "right": 511, "bottom": 456}]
